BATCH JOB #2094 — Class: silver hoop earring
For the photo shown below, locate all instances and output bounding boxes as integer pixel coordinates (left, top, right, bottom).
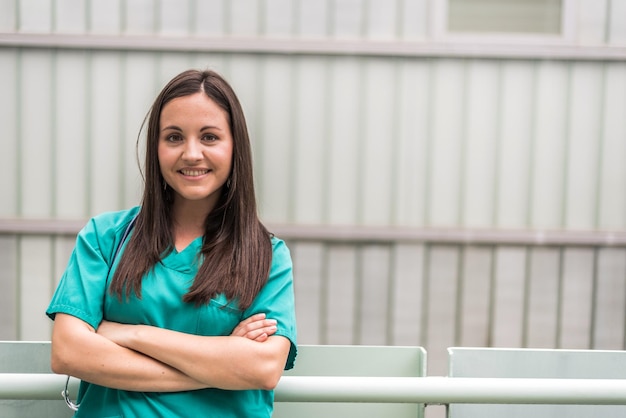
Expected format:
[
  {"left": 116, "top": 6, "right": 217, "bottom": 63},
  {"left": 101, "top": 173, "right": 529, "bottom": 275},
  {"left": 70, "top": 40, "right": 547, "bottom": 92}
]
[{"left": 226, "top": 178, "right": 232, "bottom": 188}]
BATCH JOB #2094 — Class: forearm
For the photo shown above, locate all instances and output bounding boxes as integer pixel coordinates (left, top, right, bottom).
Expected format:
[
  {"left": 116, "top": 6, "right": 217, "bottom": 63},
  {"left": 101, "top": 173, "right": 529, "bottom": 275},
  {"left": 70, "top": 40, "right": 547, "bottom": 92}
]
[
  {"left": 51, "top": 314, "right": 207, "bottom": 392},
  {"left": 120, "top": 325, "right": 290, "bottom": 390}
]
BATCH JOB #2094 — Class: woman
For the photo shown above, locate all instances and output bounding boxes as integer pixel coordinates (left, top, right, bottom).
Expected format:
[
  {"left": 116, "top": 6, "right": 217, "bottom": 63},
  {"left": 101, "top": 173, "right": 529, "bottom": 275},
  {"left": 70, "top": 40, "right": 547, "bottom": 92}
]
[{"left": 46, "top": 69, "right": 297, "bottom": 417}]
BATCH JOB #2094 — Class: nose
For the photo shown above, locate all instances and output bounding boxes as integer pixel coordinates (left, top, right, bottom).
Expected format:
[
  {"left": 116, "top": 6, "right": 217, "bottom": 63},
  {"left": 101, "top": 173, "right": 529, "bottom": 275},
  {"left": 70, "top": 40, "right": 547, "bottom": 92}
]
[{"left": 182, "top": 138, "right": 203, "bottom": 162}]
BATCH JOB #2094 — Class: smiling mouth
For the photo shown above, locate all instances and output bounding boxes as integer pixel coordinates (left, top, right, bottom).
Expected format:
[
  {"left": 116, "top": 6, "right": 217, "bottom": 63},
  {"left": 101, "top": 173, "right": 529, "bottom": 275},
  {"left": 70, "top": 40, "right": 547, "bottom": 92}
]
[{"left": 179, "top": 169, "right": 210, "bottom": 177}]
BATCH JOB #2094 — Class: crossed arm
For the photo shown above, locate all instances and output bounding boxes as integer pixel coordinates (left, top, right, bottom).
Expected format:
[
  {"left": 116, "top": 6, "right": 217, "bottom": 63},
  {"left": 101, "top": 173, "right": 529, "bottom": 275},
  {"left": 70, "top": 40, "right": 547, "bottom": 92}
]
[{"left": 50, "top": 313, "right": 290, "bottom": 392}]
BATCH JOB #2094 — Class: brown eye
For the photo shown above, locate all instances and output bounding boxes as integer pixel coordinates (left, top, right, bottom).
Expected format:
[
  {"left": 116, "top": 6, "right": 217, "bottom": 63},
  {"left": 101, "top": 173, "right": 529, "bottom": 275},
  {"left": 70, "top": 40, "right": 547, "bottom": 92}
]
[{"left": 166, "top": 134, "right": 182, "bottom": 142}]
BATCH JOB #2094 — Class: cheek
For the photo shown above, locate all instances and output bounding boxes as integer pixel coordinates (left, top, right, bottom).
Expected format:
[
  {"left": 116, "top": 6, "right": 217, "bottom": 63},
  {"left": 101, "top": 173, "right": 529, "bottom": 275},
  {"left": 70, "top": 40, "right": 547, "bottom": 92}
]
[{"left": 157, "top": 146, "right": 173, "bottom": 170}]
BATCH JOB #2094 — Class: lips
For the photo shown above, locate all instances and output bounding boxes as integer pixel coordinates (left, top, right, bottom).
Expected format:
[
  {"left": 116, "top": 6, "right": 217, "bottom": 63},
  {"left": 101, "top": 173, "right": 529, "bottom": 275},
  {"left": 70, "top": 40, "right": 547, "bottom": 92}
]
[{"left": 179, "top": 169, "right": 210, "bottom": 177}]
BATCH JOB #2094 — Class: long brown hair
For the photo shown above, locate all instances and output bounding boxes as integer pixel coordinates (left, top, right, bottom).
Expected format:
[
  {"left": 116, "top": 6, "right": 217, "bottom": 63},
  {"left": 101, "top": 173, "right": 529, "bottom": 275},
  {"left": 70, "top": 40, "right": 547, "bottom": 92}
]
[{"left": 110, "top": 69, "right": 272, "bottom": 310}]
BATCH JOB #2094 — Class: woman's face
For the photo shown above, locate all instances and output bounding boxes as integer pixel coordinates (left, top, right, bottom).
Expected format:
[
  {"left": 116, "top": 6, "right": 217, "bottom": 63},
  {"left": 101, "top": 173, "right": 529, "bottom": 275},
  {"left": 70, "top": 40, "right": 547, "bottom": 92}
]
[{"left": 158, "top": 92, "right": 233, "bottom": 211}]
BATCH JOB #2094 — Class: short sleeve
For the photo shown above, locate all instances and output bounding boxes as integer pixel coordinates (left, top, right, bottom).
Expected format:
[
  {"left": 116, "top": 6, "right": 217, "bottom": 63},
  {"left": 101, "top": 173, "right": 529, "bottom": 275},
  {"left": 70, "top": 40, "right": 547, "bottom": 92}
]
[
  {"left": 243, "top": 237, "right": 298, "bottom": 370},
  {"left": 46, "top": 208, "right": 139, "bottom": 330}
]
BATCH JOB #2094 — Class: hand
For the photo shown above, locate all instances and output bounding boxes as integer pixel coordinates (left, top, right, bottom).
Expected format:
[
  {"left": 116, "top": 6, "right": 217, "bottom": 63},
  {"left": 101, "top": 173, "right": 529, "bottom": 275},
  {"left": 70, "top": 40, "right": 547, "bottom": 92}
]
[{"left": 231, "top": 313, "right": 277, "bottom": 342}]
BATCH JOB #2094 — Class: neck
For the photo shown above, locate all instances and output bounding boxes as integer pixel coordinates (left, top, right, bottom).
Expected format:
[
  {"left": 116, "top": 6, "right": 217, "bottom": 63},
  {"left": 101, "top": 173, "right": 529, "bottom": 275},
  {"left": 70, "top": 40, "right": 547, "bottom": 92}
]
[{"left": 170, "top": 198, "right": 214, "bottom": 250}]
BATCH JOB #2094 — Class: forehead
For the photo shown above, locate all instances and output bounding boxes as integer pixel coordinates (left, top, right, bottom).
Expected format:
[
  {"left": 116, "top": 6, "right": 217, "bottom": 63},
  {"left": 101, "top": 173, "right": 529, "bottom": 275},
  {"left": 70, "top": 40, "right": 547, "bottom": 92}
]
[{"left": 160, "top": 93, "right": 229, "bottom": 127}]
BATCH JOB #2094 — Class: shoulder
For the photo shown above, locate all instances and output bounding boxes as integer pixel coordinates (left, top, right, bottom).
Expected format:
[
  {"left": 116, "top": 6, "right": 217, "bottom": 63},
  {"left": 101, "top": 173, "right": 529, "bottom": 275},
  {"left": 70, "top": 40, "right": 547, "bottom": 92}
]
[
  {"left": 89, "top": 206, "right": 140, "bottom": 230},
  {"left": 78, "top": 207, "right": 140, "bottom": 255},
  {"left": 270, "top": 236, "right": 291, "bottom": 261},
  {"left": 268, "top": 236, "right": 293, "bottom": 276}
]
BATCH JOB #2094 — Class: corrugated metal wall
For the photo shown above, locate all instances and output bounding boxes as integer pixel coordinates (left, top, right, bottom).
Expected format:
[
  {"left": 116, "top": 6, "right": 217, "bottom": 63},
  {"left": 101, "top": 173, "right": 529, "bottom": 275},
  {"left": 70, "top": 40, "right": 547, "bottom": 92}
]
[{"left": 1, "top": 0, "right": 626, "bottom": 377}]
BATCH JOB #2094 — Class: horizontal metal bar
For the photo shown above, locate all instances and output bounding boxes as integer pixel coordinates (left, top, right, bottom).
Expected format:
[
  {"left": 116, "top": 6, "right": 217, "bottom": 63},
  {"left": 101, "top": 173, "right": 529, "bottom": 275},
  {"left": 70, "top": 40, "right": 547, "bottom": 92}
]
[
  {"left": 1, "top": 218, "right": 626, "bottom": 247},
  {"left": 0, "top": 219, "right": 85, "bottom": 236},
  {"left": 272, "top": 225, "right": 626, "bottom": 247},
  {"left": 275, "top": 376, "right": 626, "bottom": 405},
  {"left": 1, "top": 33, "right": 626, "bottom": 61},
  {"left": 2, "top": 374, "right": 626, "bottom": 405},
  {"left": 0, "top": 374, "right": 79, "bottom": 400}
]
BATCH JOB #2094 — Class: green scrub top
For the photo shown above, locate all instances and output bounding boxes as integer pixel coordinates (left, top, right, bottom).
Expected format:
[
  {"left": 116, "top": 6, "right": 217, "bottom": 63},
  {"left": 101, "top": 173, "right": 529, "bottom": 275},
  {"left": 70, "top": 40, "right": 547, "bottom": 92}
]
[{"left": 46, "top": 207, "right": 298, "bottom": 418}]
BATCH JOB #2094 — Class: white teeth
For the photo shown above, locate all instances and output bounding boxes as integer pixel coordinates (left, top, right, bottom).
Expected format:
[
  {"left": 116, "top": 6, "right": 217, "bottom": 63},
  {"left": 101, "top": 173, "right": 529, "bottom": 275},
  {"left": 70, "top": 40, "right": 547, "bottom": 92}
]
[{"left": 181, "top": 169, "right": 208, "bottom": 176}]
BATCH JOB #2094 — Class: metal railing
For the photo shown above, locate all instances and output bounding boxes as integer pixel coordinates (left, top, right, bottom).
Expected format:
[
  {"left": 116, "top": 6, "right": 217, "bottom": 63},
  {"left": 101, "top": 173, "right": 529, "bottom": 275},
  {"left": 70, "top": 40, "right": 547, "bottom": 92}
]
[{"left": 1, "top": 374, "right": 626, "bottom": 406}]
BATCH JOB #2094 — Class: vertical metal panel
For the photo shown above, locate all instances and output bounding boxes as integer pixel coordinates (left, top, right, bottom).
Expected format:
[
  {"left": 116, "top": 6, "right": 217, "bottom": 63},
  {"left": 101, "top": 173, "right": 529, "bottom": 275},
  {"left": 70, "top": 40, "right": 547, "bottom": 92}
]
[
  {"left": 0, "top": 0, "right": 17, "bottom": 31},
  {"left": 124, "top": 0, "right": 158, "bottom": 35},
  {"left": 358, "top": 245, "right": 391, "bottom": 344},
  {"left": 158, "top": 0, "right": 190, "bottom": 36},
  {"left": 20, "top": 50, "right": 54, "bottom": 218},
  {"left": 19, "top": 237, "right": 53, "bottom": 340},
  {"left": 53, "top": 0, "right": 85, "bottom": 33},
  {"left": 429, "top": 59, "right": 465, "bottom": 226},
  {"left": 578, "top": 0, "right": 610, "bottom": 44},
  {"left": 361, "top": 58, "right": 396, "bottom": 224},
  {"left": 120, "top": 52, "right": 159, "bottom": 208},
  {"left": 257, "top": 56, "right": 294, "bottom": 223},
  {"left": 458, "top": 246, "right": 492, "bottom": 347},
  {"left": 55, "top": 51, "right": 89, "bottom": 218},
  {"left": 156, "top": 52, "right": 194, "bottom": 88},
  {"left": 394, "top": 59, "right": 430, "bottom": 226},
  {"left": 593, "top": 248, "right": 626, "bottom": 349},
  {"left": 401, "top": 0, "right": 429, "bottom": 40},
  {"left": 495, "top": 61, "right": 534, "bottom": 228},
  {"left": 297, "top": 0, "right": 330, "bottom": 37},
  {"left": 89, "top": 0, "right": 123, "bottom": 34},
  {"left": 425, "top": 245, "right": 459, "bottom": 375},
  {"left": 325, "top": 245, "right": 358, "bottom": 345},
  {"left": 0, "top": 49, "right": 18, "bottom": 217},
  {"left": 462, "top": 60, "right": 499, "bottom": 227},
  {"left": 18, "top": 0, "right": 52, "bottom": 32},
  {"left": 530, "top": 61, "right": 569, "bottom": 229},
  {"left": 560, "top": 248, "right": 594, "bottom": 348},
  {"left": 492, "top": 247, "right": 526, "bottom": 347},
  {"left": 331, "top": 0, "right": 365, "bottom": 38},
  {"left": 555, "top": 247, "right": 565, "bottom": 348},
  {"left": 565, "top": 62, "right": 604, "bottom": 229},
  {"left": 0, "top": 237, "right": 18, "bottom": 340},
  {"left": 90, "top": 52, "right": 124, "bottom": 214},
  {"left": 193, "top": 0, "right": 227, "bottom": 37},
  {"left": 224, "top": 54, "right": 261, "bottom": 144},
  {"left": 364, "top": 0, "right": 398, "bottom": 40},
  {"left": 229, "top": 0, "right": 260, "bottom": 36},
  {"left": 525, "top": 248, "right": 560, "bottom": 348},
  {"left": 608, "top": 0, "right": 626, "bottom": 44},
  {"left": 292, "top": 57, "right": 329, "bottom": 224},
  {"left": 598, "top": 62, "right": 626, "bottom": 229},
  {"left": 390, "top": 244, "right": 425, "bottom": 346},
  {"left": 264, "top": 0, "right": 295, "bottom": 36},
  {"left": 326, "top": 57, "right": 362, "bottom": 225},
  {"left": 290, "top": 242, "right": 324, "bottom": 344}
]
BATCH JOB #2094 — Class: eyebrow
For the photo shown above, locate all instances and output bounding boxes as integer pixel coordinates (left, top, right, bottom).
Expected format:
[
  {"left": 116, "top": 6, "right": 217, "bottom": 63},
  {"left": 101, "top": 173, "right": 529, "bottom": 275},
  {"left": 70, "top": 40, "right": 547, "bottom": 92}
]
[{"left": 161, "top": 125, "right": 223, "bottom": 132}]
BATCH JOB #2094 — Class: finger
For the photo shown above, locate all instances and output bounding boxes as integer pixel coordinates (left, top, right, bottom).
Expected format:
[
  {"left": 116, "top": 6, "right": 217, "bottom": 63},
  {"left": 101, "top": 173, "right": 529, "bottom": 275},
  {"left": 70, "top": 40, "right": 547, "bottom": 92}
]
[
  {"left": 240, "top": 313, "right": 266, "bottom": 325},
  {"left": 241, "top": 324, "right": 277, "bottom": 341},
  {"left": 232, "top": 317, "right": 276, "bottom": 337},
  {"left": 230, "top": 313, "right": 267, "bottom": 336}
]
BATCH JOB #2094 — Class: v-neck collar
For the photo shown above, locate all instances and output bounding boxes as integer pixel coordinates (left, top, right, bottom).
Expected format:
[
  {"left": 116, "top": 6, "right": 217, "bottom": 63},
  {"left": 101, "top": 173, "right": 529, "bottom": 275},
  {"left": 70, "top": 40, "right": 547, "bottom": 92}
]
[{"left": 160, "top": 236, "right": 203, "bottom": 273}]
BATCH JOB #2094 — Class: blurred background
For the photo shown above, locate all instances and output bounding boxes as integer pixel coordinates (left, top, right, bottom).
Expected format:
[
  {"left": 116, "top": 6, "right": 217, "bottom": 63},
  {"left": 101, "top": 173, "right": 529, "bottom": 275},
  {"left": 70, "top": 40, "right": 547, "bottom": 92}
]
[{"left": 1, "top": 0, "right": 625, "bottom": 382}]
